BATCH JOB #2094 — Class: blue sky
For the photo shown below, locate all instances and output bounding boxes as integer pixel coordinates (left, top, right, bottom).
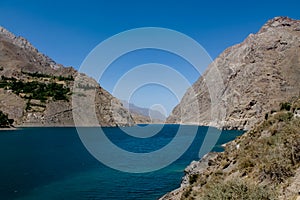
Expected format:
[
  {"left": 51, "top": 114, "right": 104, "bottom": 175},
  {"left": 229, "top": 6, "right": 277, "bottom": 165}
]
[{"left": 1, "top": 0, "right": 300, "bottom": 114}]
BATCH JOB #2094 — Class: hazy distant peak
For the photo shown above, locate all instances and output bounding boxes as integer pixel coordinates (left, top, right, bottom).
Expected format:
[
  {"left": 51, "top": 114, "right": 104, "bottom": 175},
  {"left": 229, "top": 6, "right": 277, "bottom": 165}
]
[{"left": 121, "top": 100, "right": 166, "bottom": 122}]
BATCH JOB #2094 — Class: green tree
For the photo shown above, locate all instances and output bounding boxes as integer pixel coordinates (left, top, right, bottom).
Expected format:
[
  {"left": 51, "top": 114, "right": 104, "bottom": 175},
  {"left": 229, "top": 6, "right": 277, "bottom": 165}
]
[{"left": 0, "top": 111, "right": 14, "bottom": 127}]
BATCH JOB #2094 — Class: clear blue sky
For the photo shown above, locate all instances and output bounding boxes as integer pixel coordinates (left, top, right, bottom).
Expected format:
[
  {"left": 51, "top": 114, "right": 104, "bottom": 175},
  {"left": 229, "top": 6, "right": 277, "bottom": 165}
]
[{"left": 1, "top": 0, "right": 300, "bottom": 114}]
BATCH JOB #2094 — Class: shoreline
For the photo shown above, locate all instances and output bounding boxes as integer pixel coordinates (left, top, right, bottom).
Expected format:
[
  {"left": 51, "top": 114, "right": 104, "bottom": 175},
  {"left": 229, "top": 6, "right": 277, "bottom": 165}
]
[
  {"left": 0, "top": 123, "right": 247, "bottom": 132},
  {"left": 0, "top": 127, "right": 18, "bottom": 131}
]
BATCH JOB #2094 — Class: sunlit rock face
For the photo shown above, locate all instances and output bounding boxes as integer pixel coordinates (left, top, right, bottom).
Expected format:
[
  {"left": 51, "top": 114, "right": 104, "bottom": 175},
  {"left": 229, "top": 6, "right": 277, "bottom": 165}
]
[{"left": 167, "top": 17, "right": 300, "bottom": 130}]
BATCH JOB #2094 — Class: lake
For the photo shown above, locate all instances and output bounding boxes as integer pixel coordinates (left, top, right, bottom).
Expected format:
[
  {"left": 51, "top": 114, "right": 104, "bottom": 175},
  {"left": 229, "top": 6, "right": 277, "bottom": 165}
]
[{"left": 0, "top": 125, "right": 243, "bottom": 200}]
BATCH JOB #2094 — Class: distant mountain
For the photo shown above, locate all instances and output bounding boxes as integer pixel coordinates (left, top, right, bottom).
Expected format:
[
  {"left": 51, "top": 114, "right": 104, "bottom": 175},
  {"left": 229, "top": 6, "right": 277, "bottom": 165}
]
[
  {"left": 167, "top": 17, "right": 300, "bottom": 130},
  {"left": 121, "top": 100, "right": 166, "bottom": 124},
  {"left": 0, "top": 26, "right": 134, "bottom": 127}
]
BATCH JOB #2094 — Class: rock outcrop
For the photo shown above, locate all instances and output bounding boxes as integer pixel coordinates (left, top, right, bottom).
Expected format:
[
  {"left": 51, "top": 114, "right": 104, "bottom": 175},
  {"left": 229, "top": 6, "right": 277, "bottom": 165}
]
[
  {"left": 167, "top": 17, "right": 300, "bottom": 130},
  {"left": 0, "top": 26, "right": 134, "bottom": 127}
]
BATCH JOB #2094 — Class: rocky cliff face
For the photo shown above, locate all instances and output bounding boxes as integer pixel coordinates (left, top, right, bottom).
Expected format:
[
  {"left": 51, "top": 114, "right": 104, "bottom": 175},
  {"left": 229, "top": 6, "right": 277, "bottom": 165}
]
[
  {"left": 0, "top": 26, "right": 134, "bottom": 127},
  {"left": 167, "top": 17, "right": 300, "bottom": 130}
]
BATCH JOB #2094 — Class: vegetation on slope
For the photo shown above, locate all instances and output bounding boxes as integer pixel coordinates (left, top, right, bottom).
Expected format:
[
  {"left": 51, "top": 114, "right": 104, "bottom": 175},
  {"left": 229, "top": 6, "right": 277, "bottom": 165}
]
[
  {"left": 21, "top": 71, "right": 74, "bottom": 81},
  {"left": 0, "top": 111, "right": 14, "bottom": 127},
  {"left": 181, "top": 97, "right": 300, "bottom": 200},
  {"left": 0, "top": 75, "right": 71, "bottom": 102}
]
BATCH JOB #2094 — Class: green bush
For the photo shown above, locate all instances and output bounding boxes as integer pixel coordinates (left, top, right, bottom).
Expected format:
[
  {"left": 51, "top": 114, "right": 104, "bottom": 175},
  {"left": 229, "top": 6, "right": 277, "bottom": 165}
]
[
  {"left": 0, "top": 111, "right": 14, "bottom": 127},
  {"left": 21, "top": 71, "right": 52, "bottom": 78},
  {"left": 265, "top": 113, "right": 269, "bottom": 120},
  {"left": 275, "top": 112, "right": 293, "bottom": 122},
  {"left": 1, "top": 75, "right": 16, "bottom": 81},
  {"left": 58, "top": 75, "right": 74, "bottom": 81},
  {"left": 238, "top": 157, "right": 255, "bottom": 171},
  {"left": 261, "top": 161, "right": 294, "bottom": 183},
  {"left": 280, "top": 102, "right": 291, "bottom": 111},
  {"left": 76, "top": 83, "right": 97, "bottom": 90},
  {"left": 25, "top": 102, "right": 31, "bottom": 111},
  {"left": 182, "top": 187, "right": 193, "bottom": 199},
  {"left": 200, "top": 179, "right": 276, "bottom": 200},
  {"left": 189, "top": 174, "right": 199, "bottom": 184},
  {"left": 21, "top": 71, "right": 74, "bottom": 81}
]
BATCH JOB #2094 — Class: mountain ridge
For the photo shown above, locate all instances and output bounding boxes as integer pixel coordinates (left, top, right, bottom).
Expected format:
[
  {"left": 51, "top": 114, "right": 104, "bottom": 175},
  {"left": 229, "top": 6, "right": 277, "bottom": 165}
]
[
  {"left": 167, "top": 16, "right": 300, "bottom": 130},
  {"left": 0, "top": 26, "right": 135, "bottom": 127}
]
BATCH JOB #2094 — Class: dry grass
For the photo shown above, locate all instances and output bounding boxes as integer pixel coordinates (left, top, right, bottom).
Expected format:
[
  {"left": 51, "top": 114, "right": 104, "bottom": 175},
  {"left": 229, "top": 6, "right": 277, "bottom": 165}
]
[{"left": 181, "top": 97, "right": 300, "bottom": 200}]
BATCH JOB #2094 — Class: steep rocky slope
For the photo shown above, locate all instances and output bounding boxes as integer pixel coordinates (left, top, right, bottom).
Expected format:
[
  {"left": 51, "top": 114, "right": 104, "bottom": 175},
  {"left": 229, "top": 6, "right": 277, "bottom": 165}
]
[
  {"left": 0, "top": 27, "right": 134, "bottom": 127},
  {"left": 161, "top": 97, "right": 300, "bottom": 200},
  {"left": 167, "top": 17, "right": 300, "bottom": 130}
]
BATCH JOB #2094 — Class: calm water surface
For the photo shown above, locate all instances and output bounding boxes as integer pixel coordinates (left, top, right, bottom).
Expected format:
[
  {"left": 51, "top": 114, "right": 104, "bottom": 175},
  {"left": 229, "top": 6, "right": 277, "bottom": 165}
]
[{"left": 0, "top": 125, "right": 243, "bottom": 200}]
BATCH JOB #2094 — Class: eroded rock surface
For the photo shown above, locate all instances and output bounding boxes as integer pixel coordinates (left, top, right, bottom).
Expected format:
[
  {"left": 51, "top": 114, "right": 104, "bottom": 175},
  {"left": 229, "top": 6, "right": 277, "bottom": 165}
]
[{"left": 167, "top": 17, "right": 300, "bottom": 130}]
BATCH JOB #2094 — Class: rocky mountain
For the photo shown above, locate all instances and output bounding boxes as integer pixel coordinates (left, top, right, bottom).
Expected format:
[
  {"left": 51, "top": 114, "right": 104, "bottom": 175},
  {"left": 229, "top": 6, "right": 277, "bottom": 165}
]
[
  {"left": 121, "top": 100, "right": 166, "bottom": 124},
  {"left": 0, "top": 26, "right": 134, "bottom": 127},
  {"left": 161, "top": 97, "right": 300, "bottom": 200},
  {"left": 167, "top": 17, "right": 300, "bottom": 130}
]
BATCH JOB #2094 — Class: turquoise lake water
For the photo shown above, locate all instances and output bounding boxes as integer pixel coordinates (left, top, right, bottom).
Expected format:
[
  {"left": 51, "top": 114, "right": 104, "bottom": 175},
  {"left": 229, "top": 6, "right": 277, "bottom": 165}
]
[{"left": 0, "top": 125, "right": 243, "bottom": 200}]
